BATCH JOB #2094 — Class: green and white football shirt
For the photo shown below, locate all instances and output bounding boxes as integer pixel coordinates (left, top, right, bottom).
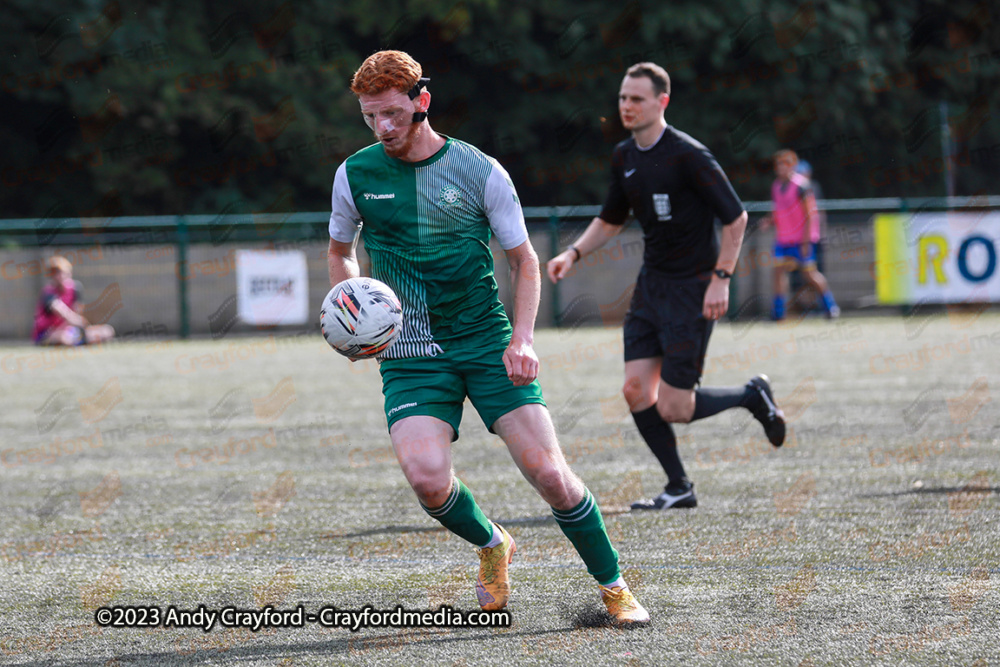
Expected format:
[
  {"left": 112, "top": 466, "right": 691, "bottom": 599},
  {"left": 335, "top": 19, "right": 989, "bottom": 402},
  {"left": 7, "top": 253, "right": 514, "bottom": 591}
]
[{"left": 329, "top": 137, "right": 529, "bottom": 360}]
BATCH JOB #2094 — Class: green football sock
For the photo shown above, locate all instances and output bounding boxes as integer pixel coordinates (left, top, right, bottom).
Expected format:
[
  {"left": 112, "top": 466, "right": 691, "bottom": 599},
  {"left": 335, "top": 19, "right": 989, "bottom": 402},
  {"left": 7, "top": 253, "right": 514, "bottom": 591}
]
[
  {"left": 420, "top": 478, "right": 494, "bottom": 548},
  {"left": 551, "top": 488, "right": 621, "bottom": 586}
]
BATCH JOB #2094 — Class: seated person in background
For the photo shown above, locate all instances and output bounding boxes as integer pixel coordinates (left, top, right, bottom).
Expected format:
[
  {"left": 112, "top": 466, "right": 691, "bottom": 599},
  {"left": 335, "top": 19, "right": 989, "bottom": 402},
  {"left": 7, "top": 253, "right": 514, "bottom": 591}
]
[{"left": 32, "top": 256, "right": 115, "bottom": 345}]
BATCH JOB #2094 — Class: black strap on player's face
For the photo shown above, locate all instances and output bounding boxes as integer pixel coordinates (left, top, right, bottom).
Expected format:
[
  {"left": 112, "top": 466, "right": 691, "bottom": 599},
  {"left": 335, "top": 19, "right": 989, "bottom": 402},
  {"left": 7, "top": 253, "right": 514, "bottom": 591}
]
[{"left": 409, "top": 77, "right": 430, "bottom": 123}]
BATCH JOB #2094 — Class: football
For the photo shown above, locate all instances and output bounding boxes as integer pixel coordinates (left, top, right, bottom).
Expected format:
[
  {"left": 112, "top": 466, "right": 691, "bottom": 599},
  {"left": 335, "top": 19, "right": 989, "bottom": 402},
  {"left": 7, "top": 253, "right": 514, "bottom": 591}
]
[{"left": 320, "top": 277, "right": 403, "bottom": 359}]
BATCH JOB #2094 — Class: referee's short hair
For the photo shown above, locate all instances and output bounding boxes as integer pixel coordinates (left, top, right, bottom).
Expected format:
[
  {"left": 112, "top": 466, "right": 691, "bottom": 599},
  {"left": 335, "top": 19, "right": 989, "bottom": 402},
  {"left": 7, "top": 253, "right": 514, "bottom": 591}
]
[{"left": 625, "top": 62, "right": 670, "bottom": 97}]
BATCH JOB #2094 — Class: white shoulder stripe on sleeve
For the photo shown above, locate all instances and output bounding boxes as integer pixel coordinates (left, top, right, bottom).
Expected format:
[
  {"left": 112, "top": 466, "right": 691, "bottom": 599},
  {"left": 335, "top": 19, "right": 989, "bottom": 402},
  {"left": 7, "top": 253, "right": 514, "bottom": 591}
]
[
  {"left": 329, "top": 161, "right": 363, "bottom": 243},
  {"left": 483, "top": 158, "right": 528, "bottom": 250}
]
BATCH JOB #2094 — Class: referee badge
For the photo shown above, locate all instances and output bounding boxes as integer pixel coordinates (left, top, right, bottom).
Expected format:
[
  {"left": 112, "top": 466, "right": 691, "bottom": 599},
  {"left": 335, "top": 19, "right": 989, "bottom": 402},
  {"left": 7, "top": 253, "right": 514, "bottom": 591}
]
[{"left": 653, "top": 193, "right": 672, "bottom": 221}]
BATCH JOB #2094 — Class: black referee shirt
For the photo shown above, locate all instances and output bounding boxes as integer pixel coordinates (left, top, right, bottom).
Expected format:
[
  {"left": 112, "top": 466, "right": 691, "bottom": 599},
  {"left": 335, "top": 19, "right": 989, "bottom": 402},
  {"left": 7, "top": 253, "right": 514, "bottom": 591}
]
[{"left": 599, "top": 125, "right": 745, "bottom": 278}]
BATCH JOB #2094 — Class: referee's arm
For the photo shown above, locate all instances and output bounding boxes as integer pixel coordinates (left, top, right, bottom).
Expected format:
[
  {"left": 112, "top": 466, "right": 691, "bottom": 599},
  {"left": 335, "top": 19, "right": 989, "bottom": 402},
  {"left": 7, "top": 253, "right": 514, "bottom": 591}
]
[
  {"left": 717, "top": 210, "right": 748, "bottom": 276},
  {"left": 546, "top": 216, "right": 622, "bottom": 283}
]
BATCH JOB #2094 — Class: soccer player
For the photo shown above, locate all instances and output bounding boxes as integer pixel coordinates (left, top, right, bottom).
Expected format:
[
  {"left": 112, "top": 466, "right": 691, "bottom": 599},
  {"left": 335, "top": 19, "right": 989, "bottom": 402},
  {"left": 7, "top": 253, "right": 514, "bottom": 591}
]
[
  {"left": 327, "top": 51, "right": 648, "bottom": 625},
  {"left": 32, "top": 256, "right": 114, "bottom": 346},
  {"left": 547, "top": 62, "right": 786, "bottom": 510},
  {"left": 766, "top": 149, "right": 839, "bottom": 320}
]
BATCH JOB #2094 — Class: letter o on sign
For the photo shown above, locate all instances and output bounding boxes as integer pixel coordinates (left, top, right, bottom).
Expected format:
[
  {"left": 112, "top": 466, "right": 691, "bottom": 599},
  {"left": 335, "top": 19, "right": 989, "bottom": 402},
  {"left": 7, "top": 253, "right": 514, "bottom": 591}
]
[{"left": 957, "top": 236, "right": 997, "bottom": 283}]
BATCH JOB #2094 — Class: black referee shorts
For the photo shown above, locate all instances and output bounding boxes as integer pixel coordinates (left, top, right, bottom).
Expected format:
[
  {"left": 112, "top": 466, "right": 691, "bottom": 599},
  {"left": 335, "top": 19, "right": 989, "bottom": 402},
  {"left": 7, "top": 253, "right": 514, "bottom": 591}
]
[{"left": 623, "top": 270, "right": 713, "bottom": 390}]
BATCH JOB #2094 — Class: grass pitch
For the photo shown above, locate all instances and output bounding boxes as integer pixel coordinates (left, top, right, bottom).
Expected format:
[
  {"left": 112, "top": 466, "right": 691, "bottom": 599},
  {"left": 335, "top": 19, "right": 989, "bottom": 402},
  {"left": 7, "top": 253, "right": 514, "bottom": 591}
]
[{"left": 1, "top": 313, "right": 998, "bottom": 665}]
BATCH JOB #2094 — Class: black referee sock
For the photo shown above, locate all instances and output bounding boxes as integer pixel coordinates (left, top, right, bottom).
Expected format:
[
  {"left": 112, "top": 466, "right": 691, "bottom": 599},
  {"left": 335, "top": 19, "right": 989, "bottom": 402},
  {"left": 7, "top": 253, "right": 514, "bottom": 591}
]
[
  {"left": 631, "top": 406, "right": 686, "bottom": 485},
  {"left": 691, "top": 386, "right": 753, "bottom": 422}
]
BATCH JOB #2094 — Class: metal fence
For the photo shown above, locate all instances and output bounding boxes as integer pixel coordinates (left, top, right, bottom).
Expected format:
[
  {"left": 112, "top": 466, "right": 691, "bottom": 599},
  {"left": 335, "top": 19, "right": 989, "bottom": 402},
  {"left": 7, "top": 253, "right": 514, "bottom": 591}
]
[{"left": 2, "top": 197, "right": 998, "bottom": 341}]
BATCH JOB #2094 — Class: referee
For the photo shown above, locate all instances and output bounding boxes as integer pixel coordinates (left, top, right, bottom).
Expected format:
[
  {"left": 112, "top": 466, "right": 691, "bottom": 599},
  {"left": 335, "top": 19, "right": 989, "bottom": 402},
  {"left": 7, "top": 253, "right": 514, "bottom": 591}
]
[{"left": 547, "top": 62, "right": 785, "bottom": 509}]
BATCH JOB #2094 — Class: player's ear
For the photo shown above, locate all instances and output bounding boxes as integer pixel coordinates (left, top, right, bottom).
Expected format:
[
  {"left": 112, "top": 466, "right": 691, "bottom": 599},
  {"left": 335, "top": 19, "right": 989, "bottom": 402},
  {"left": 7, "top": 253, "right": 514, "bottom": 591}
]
[
  {"left": 417, "top": 90, "right": 431, "bottom": 113},
  {"left": 660, "top": 94, "right": 670, "bottom": 111}
]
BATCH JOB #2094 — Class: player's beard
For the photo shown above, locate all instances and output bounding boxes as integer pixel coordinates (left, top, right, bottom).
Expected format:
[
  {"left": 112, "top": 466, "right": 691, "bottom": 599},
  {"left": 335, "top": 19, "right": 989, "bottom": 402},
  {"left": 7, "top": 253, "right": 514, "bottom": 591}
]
[{"left": 378, "top": 120, "right": 423, "bottom": 159}]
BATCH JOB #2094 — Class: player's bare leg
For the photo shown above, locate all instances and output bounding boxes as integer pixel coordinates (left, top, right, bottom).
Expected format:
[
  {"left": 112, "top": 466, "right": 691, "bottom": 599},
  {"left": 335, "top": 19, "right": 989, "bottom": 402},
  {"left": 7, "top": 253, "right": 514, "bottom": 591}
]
[
  {"left": 494, "top": 404, "right": 649, "bottom": 624},
  {"left": 802, "top": 266, "right": 840, "bottom": 319},
  {"left": 390, "top": 415, "right": 454, "bottom": 507},
  {"left": 494, "top": 403, "right": 582, "bottom": 510},
  {"left": 391, "top": 415, "right": 514, "bottom": 610},
  {"left": 84, "top": 324, "right": 115, "bottom": 344}
]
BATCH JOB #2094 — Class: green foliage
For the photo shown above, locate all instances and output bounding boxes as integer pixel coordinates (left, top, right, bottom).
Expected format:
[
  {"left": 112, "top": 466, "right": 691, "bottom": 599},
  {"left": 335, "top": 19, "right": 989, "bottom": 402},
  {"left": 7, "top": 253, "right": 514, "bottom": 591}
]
[{"left": 0, "top": 0, "right": 997, "bottom": 217}]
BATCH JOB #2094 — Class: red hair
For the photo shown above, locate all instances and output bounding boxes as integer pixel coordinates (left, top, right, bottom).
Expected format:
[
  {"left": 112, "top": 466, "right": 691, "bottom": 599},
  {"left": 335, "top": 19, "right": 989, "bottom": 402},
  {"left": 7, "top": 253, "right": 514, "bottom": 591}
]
[{"left": 350, "top": 50, "right": 422, "bottom": 96}]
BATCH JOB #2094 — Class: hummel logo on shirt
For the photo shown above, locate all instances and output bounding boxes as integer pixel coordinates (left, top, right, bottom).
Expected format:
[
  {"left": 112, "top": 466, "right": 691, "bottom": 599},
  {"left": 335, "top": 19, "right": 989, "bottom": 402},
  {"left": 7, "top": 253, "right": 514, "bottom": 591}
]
[
  {"left": 363, "top": 193, "right": 395, "bottom": 200},
  {"left": 624, "top": 169, "right": 637, "bottom": 178}
]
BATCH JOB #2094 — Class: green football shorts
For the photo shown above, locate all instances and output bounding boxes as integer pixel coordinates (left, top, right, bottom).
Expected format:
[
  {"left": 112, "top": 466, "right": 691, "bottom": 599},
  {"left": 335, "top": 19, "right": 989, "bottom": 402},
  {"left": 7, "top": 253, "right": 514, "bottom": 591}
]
[{"left": 378, "top": 340, "right": 546, "bottom": 439}]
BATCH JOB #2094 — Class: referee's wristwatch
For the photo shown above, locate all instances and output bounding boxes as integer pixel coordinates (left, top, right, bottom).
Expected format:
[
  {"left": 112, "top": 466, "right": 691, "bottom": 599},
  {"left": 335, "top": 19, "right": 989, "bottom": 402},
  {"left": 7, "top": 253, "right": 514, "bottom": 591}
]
[{"left": 713, "top": 268, "right": 733, "bottom": 280}]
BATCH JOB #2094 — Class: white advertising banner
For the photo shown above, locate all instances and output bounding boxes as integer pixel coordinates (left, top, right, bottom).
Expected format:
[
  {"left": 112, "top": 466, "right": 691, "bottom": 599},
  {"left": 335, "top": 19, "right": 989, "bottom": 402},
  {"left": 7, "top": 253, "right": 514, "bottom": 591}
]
[
  {"left": 236, "top": 250, "right": 309, "bottom": 324},
  {"left": 875, "top": 212, "right": 1000, "bottom": 304}
]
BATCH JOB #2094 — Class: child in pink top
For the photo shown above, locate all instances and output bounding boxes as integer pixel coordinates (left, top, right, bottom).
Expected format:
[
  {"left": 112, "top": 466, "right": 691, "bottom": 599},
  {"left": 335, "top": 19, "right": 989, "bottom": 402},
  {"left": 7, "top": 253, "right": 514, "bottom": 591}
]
[
  {"left": 32, "top": 256, "right": 115, "bottom": 345},
  {"left": 766, "top": 150, "right": 839, "bottom": 320}
]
